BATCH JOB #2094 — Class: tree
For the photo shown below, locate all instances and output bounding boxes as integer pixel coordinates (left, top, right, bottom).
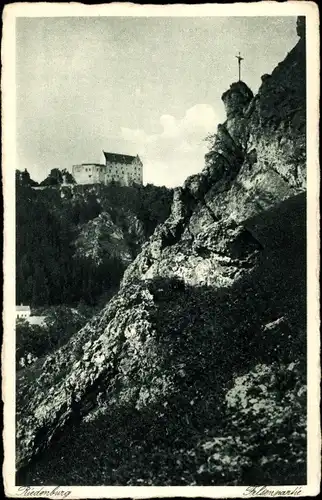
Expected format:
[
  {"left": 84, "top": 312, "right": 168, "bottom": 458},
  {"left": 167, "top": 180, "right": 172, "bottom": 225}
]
[
  {"left": 40, "top": 168, "right": 64, "bottom": 186},
  {"left": 16, "top": 169, "right": 38, "bottom": 187},
  {"left": 31, "top": 265, "right": 49, "bottom": 306},
  {"left": 16, "top": 306, "right": 91, "bottom": 369},
  {"left": 44, "top": 306, "right": 86, "bottom": 349},
  {"left": 62, "top": 169, "right": 76, "bottom": 184},
  {"left": 16, "top": 318, "right": 47, "bottom": 367}
]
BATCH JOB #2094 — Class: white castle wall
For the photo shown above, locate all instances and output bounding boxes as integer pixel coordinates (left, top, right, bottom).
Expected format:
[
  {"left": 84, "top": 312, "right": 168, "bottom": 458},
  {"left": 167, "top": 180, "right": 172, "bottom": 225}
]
[
  {"left": 72, "top": 157, "right": 143, "bottom": 186},
  {"left": 104, "top": 158, "right": 143, "bottom": 186}
]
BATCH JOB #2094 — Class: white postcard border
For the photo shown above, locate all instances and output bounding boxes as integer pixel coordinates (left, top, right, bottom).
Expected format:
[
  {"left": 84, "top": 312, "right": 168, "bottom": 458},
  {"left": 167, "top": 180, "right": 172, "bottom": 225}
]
[{"left": 2, "top": 2, "right": 320, "bottom": 498}]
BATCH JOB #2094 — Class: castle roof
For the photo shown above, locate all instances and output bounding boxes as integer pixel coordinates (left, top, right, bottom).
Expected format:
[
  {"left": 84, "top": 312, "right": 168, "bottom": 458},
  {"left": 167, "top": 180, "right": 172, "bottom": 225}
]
[
  {"left": 103, "top": 151, "right": 137, "bottom": 165},
  {"left": 16, "top": 305, "right": 31, "bottom": 311},
  {"left": 82, "top": 163, "right": 105, "bottom": 166}
]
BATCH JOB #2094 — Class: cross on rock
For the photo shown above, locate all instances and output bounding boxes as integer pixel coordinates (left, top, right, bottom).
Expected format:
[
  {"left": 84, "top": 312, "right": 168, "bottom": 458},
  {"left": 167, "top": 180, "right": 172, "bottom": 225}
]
[{"left": 236, "top": 52, "right": 244, "bottom": 81}]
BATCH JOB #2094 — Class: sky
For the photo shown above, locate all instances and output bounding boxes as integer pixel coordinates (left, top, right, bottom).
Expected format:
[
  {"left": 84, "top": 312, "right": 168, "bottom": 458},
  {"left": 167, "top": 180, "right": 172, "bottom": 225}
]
[{"left": 16, "top": 16, "right": 299, "bottom": 187}]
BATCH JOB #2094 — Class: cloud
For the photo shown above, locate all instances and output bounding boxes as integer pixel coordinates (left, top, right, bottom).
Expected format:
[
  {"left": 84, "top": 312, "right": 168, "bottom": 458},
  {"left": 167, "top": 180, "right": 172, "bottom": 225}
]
[{"left": 121, "top": 104, "right": 219, "bottom": 187}]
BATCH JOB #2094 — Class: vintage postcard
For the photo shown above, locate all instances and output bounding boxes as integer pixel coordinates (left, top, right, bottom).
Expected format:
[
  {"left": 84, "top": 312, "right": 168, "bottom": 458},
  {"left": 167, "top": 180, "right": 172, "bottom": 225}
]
[{"left": 2, "top": 1, "right": 320, "bottom": 498}]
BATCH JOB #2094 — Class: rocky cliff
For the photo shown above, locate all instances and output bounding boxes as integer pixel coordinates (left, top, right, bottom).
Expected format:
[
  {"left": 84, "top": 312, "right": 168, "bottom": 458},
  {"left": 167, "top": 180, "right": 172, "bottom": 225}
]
[
  {"left": 73, "top": 210, "right": 145, "bottom": 267},
  {"left": 16, "top": 18, "right": 307, "bottom": 486}
]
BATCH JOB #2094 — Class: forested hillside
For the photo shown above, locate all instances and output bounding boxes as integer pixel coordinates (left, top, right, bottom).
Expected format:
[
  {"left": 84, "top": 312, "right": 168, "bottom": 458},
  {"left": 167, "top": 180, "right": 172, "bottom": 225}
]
[{"left": 16, "top": 176, "right": 173, "bottom": 307}]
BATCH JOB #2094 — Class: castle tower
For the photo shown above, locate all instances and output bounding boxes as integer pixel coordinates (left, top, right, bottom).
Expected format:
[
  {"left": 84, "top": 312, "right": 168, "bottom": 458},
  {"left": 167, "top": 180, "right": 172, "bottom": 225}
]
[{"left": 72, "top": 152, "right": 143, "bottom": 186}]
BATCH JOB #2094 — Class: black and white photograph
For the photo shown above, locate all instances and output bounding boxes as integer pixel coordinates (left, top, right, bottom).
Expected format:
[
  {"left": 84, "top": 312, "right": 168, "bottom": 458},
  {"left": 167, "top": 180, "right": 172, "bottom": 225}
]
[{"left": 2, "top": 2, "right": 320, "bottom": 497}]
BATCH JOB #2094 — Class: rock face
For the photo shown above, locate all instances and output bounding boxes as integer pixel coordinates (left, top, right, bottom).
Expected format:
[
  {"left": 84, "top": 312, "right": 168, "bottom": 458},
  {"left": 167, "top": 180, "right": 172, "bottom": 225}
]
[
  {"left": 74, "top": 211, "right": 145, "bottom": 267},
  {"left": 121, "top": 29, "right": 305, "bottom": 289},
  {"left": 16, "top": 21, "right": 307, "bottom": 486}
]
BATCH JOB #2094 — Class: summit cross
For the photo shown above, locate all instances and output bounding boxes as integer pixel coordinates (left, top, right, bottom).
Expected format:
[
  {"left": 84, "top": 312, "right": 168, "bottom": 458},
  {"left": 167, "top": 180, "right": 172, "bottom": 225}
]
[{"left": 236, "top": 52, "right": 244, "bottom": 81}]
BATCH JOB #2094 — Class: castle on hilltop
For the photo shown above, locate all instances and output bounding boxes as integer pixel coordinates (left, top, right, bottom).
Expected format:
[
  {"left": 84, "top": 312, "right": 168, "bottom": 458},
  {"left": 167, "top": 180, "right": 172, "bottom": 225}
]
[{"left": 72, "top": 151, "right": 143, "bottom": 186}]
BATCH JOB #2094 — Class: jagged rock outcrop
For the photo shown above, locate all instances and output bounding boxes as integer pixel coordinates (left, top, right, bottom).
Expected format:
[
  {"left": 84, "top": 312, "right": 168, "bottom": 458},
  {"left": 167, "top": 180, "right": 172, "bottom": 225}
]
[
  {"left": 74, "top": 211, "right": 145, "bottom": 266},
  {"left": 221, "top": 81, "right": 254, "bottom": 120},
  {"left": 16, "top": 19, "right": 307, "bottom": 486}
]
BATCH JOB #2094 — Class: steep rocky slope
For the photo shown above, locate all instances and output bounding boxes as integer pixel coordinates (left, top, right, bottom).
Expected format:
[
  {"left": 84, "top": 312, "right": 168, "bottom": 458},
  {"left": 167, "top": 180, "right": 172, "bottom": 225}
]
[{"left": 16, "top": 19, "right": 307, "bottom": 486}]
